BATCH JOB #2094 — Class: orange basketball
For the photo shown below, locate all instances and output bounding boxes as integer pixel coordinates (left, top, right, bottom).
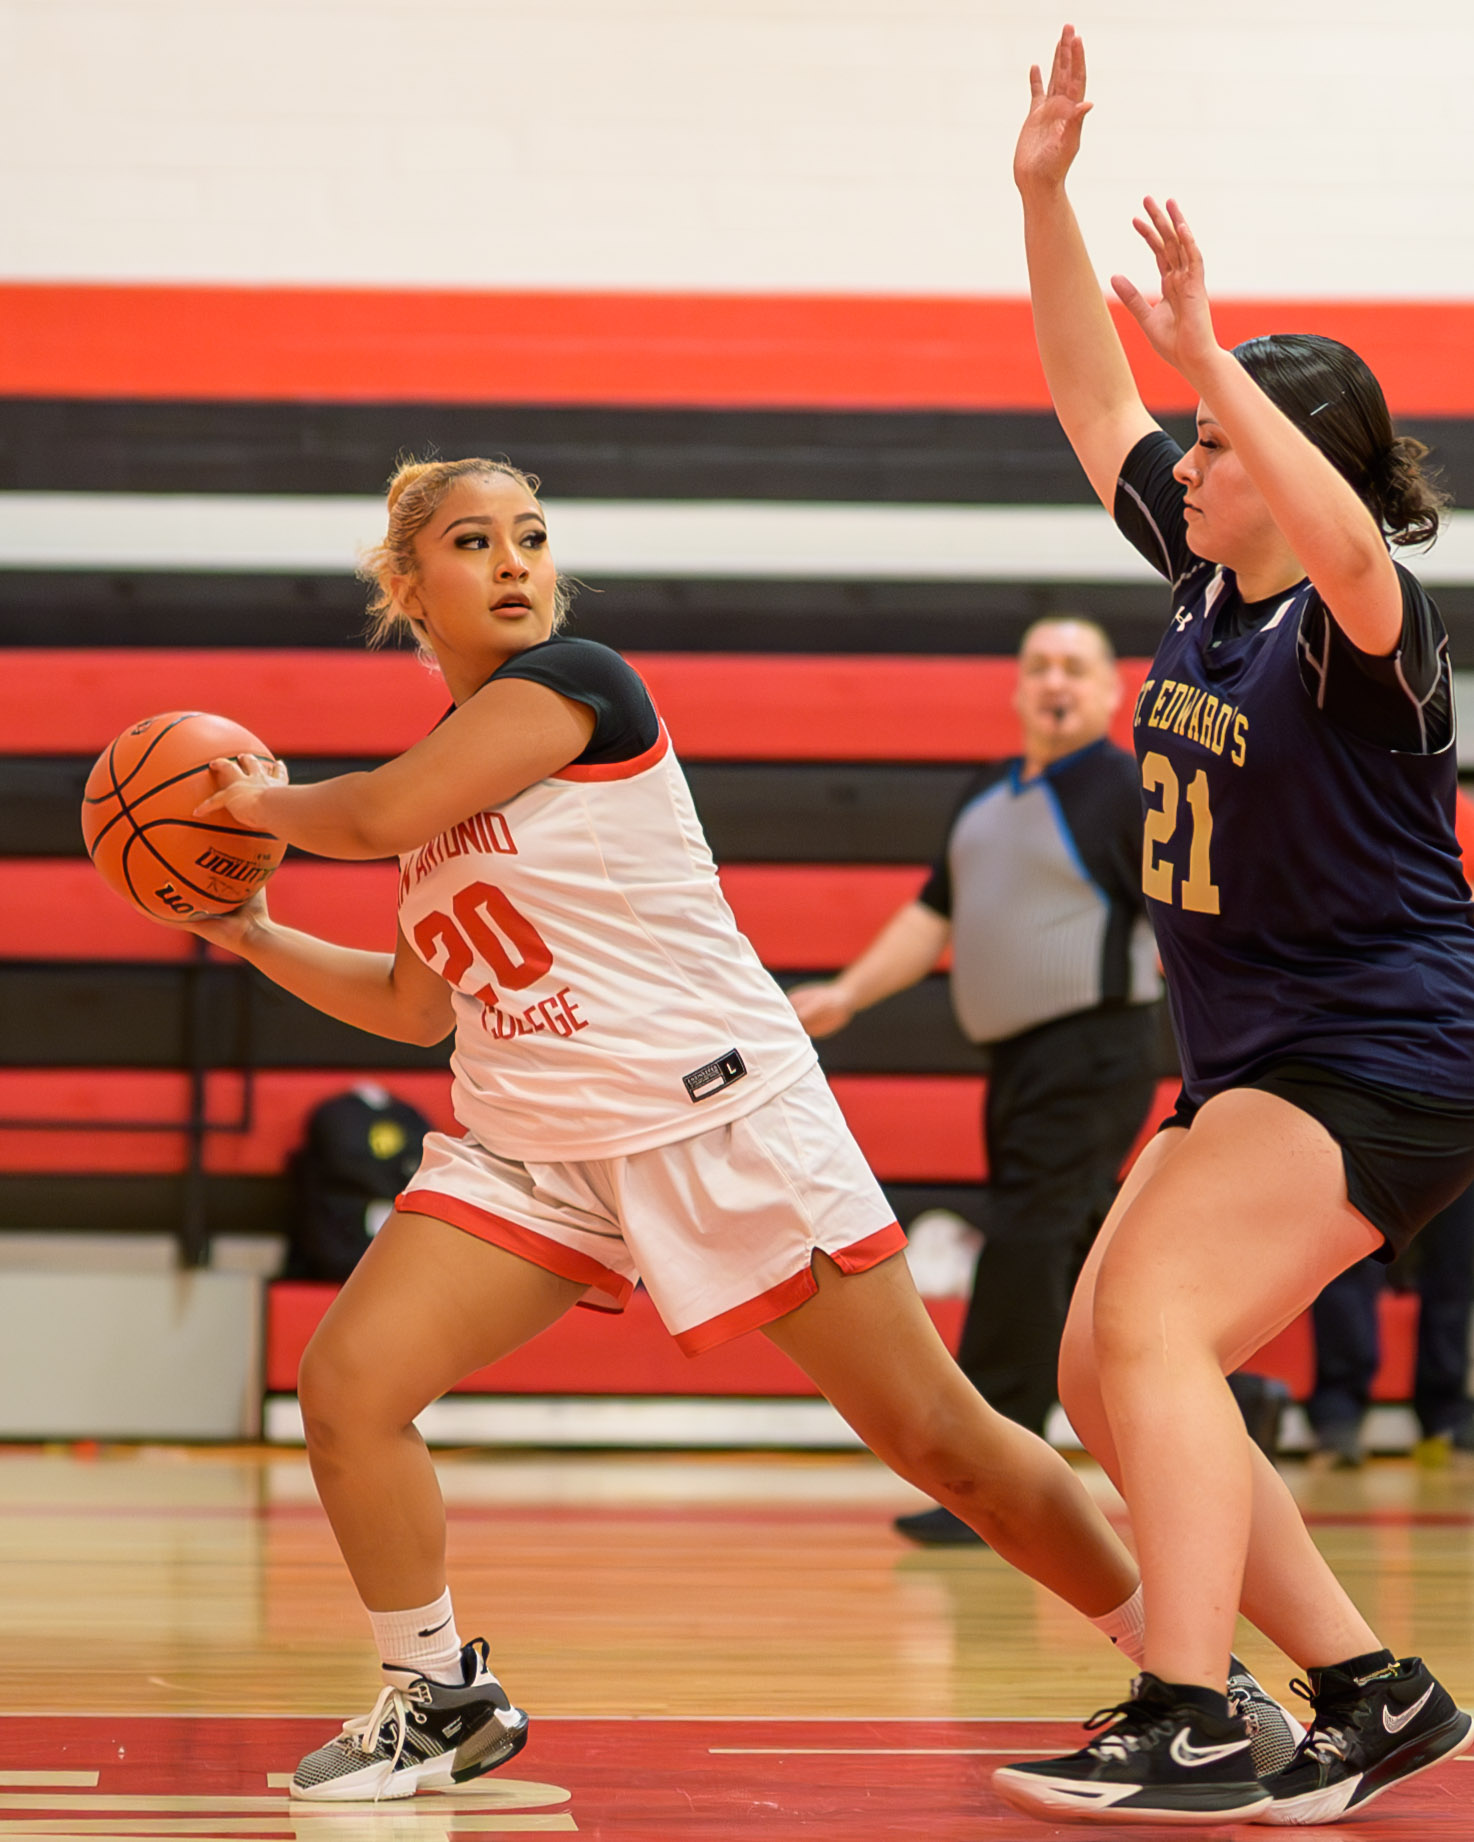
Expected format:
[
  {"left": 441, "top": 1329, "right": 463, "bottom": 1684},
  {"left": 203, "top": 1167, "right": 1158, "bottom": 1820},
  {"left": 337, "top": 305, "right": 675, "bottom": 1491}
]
[{"left": 81, "top": 711, "right": 287, "bottom": 921}]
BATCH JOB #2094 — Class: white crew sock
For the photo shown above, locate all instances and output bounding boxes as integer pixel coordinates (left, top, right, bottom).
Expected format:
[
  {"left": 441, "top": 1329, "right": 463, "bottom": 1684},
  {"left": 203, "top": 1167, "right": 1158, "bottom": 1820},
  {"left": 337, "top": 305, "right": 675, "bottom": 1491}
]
[
  {"left": 1090, "top": 1584, "right": 1146, "bottom": 1664},
  {"left": 367, "top": 1589, "right": 464, "bottom": 1684}
]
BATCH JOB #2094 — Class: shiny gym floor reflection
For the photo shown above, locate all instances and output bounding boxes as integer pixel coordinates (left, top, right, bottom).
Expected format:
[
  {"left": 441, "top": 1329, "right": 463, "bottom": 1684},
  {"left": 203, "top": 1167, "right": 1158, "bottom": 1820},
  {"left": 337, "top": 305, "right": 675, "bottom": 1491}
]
[{"left": 0, "top": 1445, "right": 1471, "bottom": 1837}]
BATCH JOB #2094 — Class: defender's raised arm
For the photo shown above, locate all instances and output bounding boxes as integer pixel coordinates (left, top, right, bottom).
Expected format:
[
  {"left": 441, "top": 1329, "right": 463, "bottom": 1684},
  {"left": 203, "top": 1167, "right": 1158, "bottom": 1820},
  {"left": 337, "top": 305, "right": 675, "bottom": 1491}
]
[{"left": 1014, "top": 25, "right": 1158, "bottom": 510}]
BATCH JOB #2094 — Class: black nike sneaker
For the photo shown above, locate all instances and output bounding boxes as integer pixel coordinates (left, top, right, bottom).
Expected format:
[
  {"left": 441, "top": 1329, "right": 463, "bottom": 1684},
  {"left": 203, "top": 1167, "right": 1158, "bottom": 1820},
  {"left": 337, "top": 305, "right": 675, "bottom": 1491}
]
[
  {"left": 1254, "top": 1655, "right": 1473, "bottom": 1825},
  {"left": 290, "top": 1637, "right": 529, "bottom": 1801},
  {"left": 1228, "top": 1655, "right": 1306, "bottom": 1777},
  {"left": 992, "top": 1671, "right": 1270, "bottom": 1824}
]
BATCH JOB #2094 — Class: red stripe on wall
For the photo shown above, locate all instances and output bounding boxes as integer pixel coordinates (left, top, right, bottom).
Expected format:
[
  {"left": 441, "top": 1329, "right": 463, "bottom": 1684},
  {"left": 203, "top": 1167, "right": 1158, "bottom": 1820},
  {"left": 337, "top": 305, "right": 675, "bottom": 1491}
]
[
  {"left": 0, "top": 860, "right": 404, "bottom": 959},
  {"left": 0, "top": 1066, "right": 1180, "bottom": 1180},
  {"left": 721, "top": 865, "right": 936, "bottom": 966},
  {"left": 2, "top": 651, "right": 448, "bottom": 756},
  {"left": 828, "top": 1076, "right": 985, "bottom": 1182},
  {"left": 0, "top": 1068, "right": 458, "bottom": 1175},
  {"left": 0, "top": 861, "right": 932, "bottom": 967},
  {"left": 2, "top": 284, "right": 1473, "bottom": 414},
  {"left": 2, "top": 650, "right": 1150, "bottom": 761}
]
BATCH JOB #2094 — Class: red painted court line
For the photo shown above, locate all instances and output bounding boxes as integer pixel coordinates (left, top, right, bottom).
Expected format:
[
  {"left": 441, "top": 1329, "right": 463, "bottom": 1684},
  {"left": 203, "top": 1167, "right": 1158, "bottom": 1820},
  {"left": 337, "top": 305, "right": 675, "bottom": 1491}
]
[
  {"left": 0, "top": 1492, "right": 1464, "bottom": 1530},
  {"left": 0, "top": 1714, "right": 1467, "bottom": 1837},
  {"left": 3, "top": 284, "right": 1472, "bottom": 413},
  {"left": 0, "top": 650, "right": 1151, "bottom": 760},
  {"left": 1300, "top": 1510, "right": 1474, "bottom": 1528}
]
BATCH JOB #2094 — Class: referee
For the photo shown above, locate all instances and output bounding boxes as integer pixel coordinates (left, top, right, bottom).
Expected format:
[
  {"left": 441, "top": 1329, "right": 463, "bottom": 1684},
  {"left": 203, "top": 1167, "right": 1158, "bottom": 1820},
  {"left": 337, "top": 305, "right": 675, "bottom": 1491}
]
[{"left": 790, "top": 616, "right": 1163, "bottom": 1543}]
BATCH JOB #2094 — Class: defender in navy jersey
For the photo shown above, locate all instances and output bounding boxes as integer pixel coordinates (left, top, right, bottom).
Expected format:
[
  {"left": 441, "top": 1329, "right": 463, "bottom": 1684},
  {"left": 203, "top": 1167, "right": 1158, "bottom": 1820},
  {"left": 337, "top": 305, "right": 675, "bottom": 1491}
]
[
  {"left": 1117, "top": 431, "right": 1474, "bottom": 1127},
  {"left": 993, "top": 25, "right": 1474, "bottom": 1830},
  {"left": 181, "top": 452, "right": 1176, "bottom": 1803}
]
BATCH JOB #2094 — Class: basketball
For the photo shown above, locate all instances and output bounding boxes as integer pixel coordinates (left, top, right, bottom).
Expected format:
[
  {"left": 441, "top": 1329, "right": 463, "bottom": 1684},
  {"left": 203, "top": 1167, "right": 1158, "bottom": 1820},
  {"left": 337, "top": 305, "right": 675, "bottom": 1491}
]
[{"left": 81, "top": 711, "right": 287, "bottom": 921}]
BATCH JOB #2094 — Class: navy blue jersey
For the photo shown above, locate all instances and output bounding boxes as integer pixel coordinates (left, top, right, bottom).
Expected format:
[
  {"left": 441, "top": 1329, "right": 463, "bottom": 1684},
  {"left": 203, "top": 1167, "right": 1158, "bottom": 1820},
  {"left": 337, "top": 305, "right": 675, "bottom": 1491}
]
[{"left": 1116, "top": 432, "right": 1474, "bottom": 1105}]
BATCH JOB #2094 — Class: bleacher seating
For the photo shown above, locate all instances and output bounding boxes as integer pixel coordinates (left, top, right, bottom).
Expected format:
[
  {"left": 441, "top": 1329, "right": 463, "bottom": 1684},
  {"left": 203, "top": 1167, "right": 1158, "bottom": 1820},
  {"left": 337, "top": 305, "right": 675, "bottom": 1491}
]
[{"left": 3, "top": 311, "right": 1468, "bottom": 1423}]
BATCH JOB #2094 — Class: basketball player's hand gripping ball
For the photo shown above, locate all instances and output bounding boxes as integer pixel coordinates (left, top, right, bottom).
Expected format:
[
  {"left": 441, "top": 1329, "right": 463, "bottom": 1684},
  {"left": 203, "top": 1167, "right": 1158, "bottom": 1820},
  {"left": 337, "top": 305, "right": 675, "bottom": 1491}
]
[{"left": 81, "top": 711, "right": 288, "bottom": 921}]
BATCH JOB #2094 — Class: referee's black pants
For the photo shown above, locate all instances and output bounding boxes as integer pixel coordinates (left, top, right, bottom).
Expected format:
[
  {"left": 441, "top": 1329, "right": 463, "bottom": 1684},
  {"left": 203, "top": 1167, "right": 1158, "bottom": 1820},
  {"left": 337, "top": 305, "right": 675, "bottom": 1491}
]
[{"left": 954, "top": 1003, "right": 1161, "bottom": 1438}]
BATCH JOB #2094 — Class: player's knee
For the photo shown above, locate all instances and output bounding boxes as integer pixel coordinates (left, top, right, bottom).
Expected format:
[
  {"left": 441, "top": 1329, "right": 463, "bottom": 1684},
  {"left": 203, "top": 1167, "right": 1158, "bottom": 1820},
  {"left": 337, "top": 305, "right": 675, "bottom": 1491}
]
[
  {"left": 880, "top": 1390, "right": 1017, "bottom": 1510},
  {"left": 1090, "top": 1263, "right": 1194, "bottom": 1372},
  {"left": 863, "top": 1389, "right": 968, "bottom": 1483},
  {"left": 297, "top": 1330, "right": 377, "bottom": 1454}
]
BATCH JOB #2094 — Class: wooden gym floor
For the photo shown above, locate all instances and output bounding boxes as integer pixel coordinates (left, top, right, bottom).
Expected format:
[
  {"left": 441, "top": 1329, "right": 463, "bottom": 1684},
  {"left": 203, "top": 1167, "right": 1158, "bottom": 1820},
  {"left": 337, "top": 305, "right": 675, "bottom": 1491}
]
[{"left": 0, "top": 1444, "right": 1472, "bottom": 1837}]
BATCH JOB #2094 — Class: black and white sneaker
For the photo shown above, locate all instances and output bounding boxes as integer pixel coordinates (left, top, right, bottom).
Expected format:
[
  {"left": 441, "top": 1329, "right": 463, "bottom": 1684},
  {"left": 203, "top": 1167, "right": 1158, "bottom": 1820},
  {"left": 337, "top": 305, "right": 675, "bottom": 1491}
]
[
  {"left": 1228, "top": 1655, "right": 1306, "bottom": 1777},
  {"left": 291, "top": 1638, "right": 529, "bottom": 1802},
  {"left": 1255, "top": 1655, "right": 1473, "bottom": 1825},
  {"left": 992, "top": 1671, "right": 1270, "bottom": 1824}
]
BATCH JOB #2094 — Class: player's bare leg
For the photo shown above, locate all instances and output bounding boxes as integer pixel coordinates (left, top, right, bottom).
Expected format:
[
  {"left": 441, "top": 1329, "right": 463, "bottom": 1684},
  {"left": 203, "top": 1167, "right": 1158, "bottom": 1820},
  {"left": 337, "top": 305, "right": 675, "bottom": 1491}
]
[
  {"left": 1057, "top": 1097, "right": 1382, "bottom": 1687},
  {"left": 1024, "top": 1092, "right": 1473, "bottom": 1825},
  {"left": 298, "top": 1212, "right": 587, "bottom": 1607},
  {"left": 763, "top": 1250, "right": 1139, "bottom": 1617},
  {"left": 289, "top": 1216, "right": 586, "bottom": 1802}
]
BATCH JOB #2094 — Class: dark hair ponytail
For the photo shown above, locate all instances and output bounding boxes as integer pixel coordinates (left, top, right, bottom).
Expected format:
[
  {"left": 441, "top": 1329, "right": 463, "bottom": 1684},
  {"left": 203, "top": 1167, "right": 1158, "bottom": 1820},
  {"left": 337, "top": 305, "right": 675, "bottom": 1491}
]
[{"left": 1233, "top": 333, "right": 1449, "bottom": 549}]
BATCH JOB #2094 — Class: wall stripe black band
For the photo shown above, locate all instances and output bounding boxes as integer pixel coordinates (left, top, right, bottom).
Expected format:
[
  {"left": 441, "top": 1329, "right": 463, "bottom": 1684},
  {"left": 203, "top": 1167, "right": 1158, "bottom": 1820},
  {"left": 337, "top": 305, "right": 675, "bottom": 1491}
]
[
  {"left": 2, "top": 760, "right": 979, "bottom": 861},
  {"left": 3, "top": 399, "right": 1472, "bottom": 505},
  {"left": 5, "top": 570, "right": 1474, "bottom": 656},
  {"left": 0, "top": 964, "right": 983, "bottom": 1073}
]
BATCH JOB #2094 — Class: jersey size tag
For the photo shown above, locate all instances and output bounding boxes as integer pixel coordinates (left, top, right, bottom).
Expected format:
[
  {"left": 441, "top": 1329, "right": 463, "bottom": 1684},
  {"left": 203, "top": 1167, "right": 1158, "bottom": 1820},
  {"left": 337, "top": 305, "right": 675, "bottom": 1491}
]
[{"left": 683, "top": 1050, "right": 747, "bottom": 1103}]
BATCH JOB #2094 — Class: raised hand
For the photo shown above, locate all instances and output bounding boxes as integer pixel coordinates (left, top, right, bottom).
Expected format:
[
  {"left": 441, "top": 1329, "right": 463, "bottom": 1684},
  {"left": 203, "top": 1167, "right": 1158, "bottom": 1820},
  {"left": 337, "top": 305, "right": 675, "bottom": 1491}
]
[
  {"left": 1111, "top": 196, "right": 1222, "bottom": 383},
  {"left": 1014, "top": 24, "right": 1092, "bottom": 195}
]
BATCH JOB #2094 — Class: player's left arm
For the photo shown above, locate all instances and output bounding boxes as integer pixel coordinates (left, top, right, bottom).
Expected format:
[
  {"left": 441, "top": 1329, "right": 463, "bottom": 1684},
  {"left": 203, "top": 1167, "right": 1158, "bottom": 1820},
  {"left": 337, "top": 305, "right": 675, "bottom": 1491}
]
[
  {"left": 1113, "top": 196, "right": 1402, "bottom": 656},
  {"left": 197, "top": 678, "right": 597, "bottom": 858}
]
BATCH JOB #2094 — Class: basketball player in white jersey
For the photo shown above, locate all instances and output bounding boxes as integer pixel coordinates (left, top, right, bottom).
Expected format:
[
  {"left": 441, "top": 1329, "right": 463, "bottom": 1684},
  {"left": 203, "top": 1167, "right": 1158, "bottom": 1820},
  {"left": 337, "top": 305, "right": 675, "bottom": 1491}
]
[{"left": 190, "top": 457, "right": 1290, "bottom": 1803}]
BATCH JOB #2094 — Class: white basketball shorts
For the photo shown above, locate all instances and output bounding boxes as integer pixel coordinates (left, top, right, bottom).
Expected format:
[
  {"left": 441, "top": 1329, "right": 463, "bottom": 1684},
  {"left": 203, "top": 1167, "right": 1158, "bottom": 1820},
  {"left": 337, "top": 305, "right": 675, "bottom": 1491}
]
[{"left": 397, "top": 1063, "right": 903, "bottom": 1353}]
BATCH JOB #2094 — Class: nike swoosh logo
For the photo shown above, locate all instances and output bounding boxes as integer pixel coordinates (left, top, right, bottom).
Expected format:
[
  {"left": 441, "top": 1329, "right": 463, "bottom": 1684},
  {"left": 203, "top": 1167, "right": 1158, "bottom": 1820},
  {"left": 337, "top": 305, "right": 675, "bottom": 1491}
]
[
  {"left": 1169, "top": 1730, "right": 1253, "bottom": 1770},
  {"left": 416, "top": 1615, "right": 453, "bottom": 1638},
  {"left": 1383, "top": 1685, "right": 1435, "bottom": 1734}
]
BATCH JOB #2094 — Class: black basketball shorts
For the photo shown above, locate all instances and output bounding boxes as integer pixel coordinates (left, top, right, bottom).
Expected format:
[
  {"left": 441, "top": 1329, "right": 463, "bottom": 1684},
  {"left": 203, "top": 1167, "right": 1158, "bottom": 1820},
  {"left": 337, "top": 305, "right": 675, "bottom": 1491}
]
[{"left": 1160, "top": 1060, "right": 1474, "bottom": 1260}]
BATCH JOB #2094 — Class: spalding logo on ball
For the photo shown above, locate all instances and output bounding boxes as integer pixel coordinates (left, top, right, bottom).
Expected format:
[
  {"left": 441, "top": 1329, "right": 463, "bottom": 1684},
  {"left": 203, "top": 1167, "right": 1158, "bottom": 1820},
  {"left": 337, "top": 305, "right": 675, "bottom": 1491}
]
[{"left": 81, "top": 711, "right": 287, "bottom": 920}]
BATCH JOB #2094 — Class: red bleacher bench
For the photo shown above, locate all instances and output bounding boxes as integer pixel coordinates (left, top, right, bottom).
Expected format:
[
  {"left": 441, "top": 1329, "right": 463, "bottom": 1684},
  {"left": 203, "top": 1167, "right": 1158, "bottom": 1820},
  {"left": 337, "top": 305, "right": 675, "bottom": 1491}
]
[{"left": 265, "top": 1283, "right": 1418, "bottom": 1405}]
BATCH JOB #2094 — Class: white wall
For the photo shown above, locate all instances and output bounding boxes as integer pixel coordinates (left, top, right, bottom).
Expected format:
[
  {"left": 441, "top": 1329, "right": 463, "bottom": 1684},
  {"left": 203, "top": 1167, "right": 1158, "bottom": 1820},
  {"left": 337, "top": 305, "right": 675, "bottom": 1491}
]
[{"left": 2, "top": 0, "right": 1470, "bottom": 297}]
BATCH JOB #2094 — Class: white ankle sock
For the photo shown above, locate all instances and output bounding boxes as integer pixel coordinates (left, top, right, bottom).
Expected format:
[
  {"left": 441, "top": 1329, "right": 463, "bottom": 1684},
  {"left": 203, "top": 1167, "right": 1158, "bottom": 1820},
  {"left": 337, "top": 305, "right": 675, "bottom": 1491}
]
[
  {"left": 1091, "top": 1584, "right": 1146, "bottom": 1664},
  {"left": 367, "top": 1590, "right": 464, "bottom": 1683}
]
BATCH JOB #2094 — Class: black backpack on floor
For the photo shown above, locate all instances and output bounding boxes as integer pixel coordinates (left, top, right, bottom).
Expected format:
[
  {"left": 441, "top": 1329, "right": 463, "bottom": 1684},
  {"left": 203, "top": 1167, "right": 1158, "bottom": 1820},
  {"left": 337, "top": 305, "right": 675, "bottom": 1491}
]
[{"left": 287, "top": 1087, "right": 431, "bottom": 1280}]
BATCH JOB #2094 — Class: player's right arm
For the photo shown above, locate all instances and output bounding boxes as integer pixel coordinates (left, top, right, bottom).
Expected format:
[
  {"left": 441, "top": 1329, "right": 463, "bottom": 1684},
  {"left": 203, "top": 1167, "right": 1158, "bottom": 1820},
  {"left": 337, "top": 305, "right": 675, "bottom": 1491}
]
[
  {"left": 1015, "top": 25, "right": 1159, "bottom": 511},
  {"left": 190, "top": 894, "right": 454, "bottom": 1046},
  {"left": 788, "top": 902, "right": 950, "bottom": 1039}
]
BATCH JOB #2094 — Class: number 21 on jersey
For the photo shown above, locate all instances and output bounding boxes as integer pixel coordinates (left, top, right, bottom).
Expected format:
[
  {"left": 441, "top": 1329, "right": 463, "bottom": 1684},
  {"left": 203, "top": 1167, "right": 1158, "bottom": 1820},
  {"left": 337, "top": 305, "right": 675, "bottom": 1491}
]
[{"left": 1141, "top": 751, "right": 1220, "bottom": 914}]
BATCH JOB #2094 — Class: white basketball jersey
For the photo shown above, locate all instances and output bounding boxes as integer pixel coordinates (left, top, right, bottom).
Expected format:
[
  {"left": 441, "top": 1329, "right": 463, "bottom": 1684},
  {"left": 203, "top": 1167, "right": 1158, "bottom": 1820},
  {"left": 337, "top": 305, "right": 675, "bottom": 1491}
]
[{"left": 397, "top": 726, "right": 818, "bottom": 1161}]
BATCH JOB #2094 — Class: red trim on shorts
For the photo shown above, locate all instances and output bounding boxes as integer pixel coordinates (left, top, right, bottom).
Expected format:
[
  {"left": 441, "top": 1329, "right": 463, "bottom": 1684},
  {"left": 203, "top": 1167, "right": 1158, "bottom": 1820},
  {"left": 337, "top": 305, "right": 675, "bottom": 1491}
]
[
  {"left": 675, "top": 1220, "right": 907, "bottom": 1355},
  {"left": 396, "top": 1188, "right": 634, "bottom": 1310},
  {"left": 552, "top": 724, "right": 670, "bottom": 782}
]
